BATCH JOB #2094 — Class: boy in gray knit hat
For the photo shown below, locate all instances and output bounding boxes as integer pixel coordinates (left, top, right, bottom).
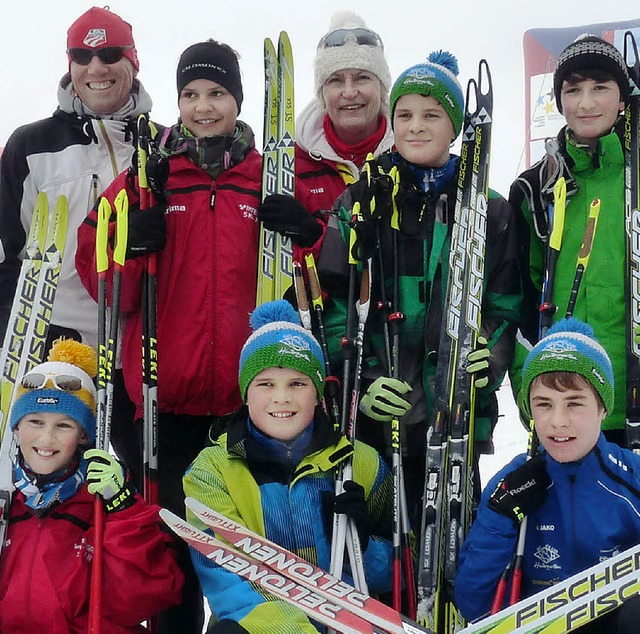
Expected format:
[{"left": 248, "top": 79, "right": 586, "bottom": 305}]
[{"left": 456, "top": 318, "right": 640, "bottom": 631}]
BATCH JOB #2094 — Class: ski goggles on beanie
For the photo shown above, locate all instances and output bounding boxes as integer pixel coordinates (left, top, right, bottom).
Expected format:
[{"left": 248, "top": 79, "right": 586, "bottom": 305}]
[
  {"left": 521, "top": 317, "right": 614, "bottom": 416},
  {"left": 10, "top": 340, "right": 99, "bottom": 443},
  {"left": 66, "top": 6, "right": 139, "bottom": 71},
  {"left": 318, "top": 27, "right": 384, "bottom": 50},
  {"left": 314, "top": 12, "right": 391, "bottom": 102},
  {"left": 239, "top": 300, "right": 326, "bottom": 401},
  {"left": 67, "top": 45, "right": 135, "bottom": 66}
]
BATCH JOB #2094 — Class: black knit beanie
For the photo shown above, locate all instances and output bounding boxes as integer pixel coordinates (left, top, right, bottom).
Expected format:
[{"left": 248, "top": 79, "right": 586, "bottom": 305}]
[
  {"left": 176, "top": 40, "right": 244, "bottom": 112},
  {"left": 553, "top": 34, "right": 630, "bottom": 114}
]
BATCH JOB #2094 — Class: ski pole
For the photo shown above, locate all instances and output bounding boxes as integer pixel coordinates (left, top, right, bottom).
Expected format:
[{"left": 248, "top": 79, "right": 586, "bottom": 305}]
[
  {"left": 137, "top": 114, "right": 159, "bottom": 509},
  {"left": 504, "top": 197, "right": 600, "bottom": 608},
  {"left": 491, "top": 173, "right": 566, "bottom": 614},
  {"left": 539, "top": 177, "right": 566, "bottom": 336},
  {"left": 293, "top": 261, "right": 312, "bottom": 330},
  {"left": 330, "top": 211, "right": 371, "bottom": 592},
  {"left": 305, "top": 253, "right": 342, "bottom": 431},
  {"left": 89, "top": 189, "right": 128, "bottom": 634}
]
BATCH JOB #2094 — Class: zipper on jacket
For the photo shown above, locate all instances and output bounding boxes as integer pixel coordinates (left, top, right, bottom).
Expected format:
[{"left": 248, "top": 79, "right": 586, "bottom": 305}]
[
  {"left": 89, "top": 173, "right": 99, "bottom": 209},
  {"left": 97, "top": 119, "right": 120, "bottom": 177}
]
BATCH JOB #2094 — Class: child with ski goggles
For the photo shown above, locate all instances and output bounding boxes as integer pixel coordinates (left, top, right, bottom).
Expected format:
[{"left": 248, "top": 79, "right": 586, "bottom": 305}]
[
  {"left": 0, "top": 338, "right": 182, "bottom": 633},
  {"left": 456, "top": 318, "right": 640, "bottom": 632}
]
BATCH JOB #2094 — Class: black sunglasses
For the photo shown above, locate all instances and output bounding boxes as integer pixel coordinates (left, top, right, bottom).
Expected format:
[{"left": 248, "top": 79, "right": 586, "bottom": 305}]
[
  {"left": 67, "top": 45, "right": 132, "bottom": 66},
  {"left": 319, "top": 28, "right": 383, "bottom": 50}
]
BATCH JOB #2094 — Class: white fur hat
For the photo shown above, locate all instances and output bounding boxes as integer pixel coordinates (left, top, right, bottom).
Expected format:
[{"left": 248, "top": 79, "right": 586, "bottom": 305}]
[{"left": 314, "top": 12, "right": 391, "bottom": 104}]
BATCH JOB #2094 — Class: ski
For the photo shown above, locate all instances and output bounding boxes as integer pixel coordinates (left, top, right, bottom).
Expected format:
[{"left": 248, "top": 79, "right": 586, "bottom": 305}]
[
  {"left": 0, "top": 193, "right": 68, "bottom": 558},
  {"left": 182, "top": 499, "right": 430, "bottom": 634},
  {"left": 256, "top": 32, "right": 295, "bottom": 304},
  {"left": 161, "top": 508, "right": 416, "bottom": 634},
  {"left": 623, "top": 31, "right": 640, "bottom": 454},
  {"left": 458, "top": 541, "right": 640, "bottom": 633},
  {"left": 166, "top": 501, "right": 639, "bottom": 634},
  {"left": 417, "top": 59, "right": 493, "bottom": 633}
]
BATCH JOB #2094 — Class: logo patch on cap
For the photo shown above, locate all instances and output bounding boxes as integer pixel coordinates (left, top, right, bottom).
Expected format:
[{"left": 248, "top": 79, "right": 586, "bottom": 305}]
[
  {"left": 36, "top": 396, "right": 59, "bottom": 405},
  {"left": 83, "top": 28, "right": 107, "bottom": 48},
  {"left": 278, "top": 334, "right": 312, "bottom": 361}
]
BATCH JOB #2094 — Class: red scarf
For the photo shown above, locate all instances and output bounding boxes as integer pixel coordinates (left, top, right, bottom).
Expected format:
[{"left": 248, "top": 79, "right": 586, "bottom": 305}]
[{"left": 323, "top": 114, "right": 387, "bottom": 168}]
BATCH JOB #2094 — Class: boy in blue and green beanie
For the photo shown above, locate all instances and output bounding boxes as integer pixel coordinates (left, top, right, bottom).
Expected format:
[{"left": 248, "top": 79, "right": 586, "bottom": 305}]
[
  {"left": 184, "top": 300, "right": 396, "bottom": 633},
  {"left": 317, "top": 50, "right": 522, "bottom": 514},
  {"left": 456, "top": 318, "right": 640, "bottom": 630}
]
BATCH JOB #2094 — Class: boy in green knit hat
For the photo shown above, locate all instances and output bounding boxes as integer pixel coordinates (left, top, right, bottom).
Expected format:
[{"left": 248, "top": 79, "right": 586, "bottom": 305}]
[
  {"left": 456, "top": 318, "right": 640, "bottom": 631},
  {"left": 183, "top": 300, "right": 395, "bottom": 634},
  {"left": 318, "top": 50, "right": 522, "bottom": 512}
]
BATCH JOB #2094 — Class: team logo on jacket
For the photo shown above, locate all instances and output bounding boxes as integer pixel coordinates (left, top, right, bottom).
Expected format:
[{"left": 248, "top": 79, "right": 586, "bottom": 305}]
[
  {"left": 277, "top": 334, "right": 312, "bottom": 362},
  {"left": 533, "top": 544, "right": 561, "bottom": 570},
  {"left": 83, "top": 28, "right": 107, "bottom": 48}
]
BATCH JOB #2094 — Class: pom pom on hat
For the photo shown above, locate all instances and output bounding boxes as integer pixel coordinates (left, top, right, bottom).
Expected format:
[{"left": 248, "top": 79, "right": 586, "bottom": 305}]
[
  {"left": 521, "top": 317, "right": 614, "bottom": 415},
  {"left": 10, "top": 339, "right": 98, "bottom": 443},
  {"left": 67, "top": 6, "right": 139, "bottom": 71},
  {"left": 390, "top": 50, "right": 465, "bottom": 137},
  {"left": 314, "top": 12, "right": 391, "bottom": 110},
  {"left": 239, "top": 300, "right": 326, "bottom": 401},
  {"left": 553, "top": 34, "right": 629, "bottom": 114}
]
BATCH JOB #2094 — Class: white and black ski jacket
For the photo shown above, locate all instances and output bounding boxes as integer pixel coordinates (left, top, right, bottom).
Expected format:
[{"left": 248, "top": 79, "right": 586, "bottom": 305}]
[{"left": 0, "top": 75, "right": 152, "bottom": 349}]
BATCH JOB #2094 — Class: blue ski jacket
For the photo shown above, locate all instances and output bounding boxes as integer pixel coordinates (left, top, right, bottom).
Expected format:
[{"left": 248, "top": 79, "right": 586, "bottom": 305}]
[{"left": 455, "top": 433, "right": 640, "bottom": 622}]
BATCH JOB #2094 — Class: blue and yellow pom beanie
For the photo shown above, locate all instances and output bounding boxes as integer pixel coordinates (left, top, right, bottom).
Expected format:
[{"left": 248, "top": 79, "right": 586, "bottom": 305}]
[
  {"left": 521, "top": 318, "right": 614, "bottom": 414},
  {"left": 10, "top": 339, "right": 98, "bottom": 443},
  {"left": 389, "top": 50, "right": 465, "bottom": 137},
  {"left": 239, "top": 300, "right": 325, "bottom": 401}
]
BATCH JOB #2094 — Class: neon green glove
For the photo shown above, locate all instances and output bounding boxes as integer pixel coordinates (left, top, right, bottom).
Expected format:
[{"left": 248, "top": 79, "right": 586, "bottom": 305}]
[
  {"left": 84, "top": 448, "right": 135, "bottom": 512},
  {"left": 360, "top": 376, "right": 412, "bottom": 422},
  {"left": 467, "top": 336, "right": 491, "bottom": 389}
]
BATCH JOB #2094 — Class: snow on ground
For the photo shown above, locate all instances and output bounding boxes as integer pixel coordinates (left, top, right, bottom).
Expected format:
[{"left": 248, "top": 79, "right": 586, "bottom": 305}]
[{"left": 479, "top": 377, "right": 529, "bottom": 487}]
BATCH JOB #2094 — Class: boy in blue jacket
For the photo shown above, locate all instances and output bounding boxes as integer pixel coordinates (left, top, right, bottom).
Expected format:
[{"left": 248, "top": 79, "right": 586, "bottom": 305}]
[{"left": 455, "top": 318, "right": 640, "bottom": 632}]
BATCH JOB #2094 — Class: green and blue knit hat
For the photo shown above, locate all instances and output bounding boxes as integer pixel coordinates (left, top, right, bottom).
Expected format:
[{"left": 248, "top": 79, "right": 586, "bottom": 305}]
[
  {"left": 389, "top": 50, "right": 465, "bottom": 137},
  {"left": 239, "top": 300, "right": 325, "bottom": 400},
  {"left": 521, "top": 317, "right": 614, "bottom": 414}
]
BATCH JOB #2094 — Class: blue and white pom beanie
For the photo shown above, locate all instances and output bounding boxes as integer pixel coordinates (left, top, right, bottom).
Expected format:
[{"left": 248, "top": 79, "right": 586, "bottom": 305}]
[
  {"left": 390, "top": 50, "right": 465, "bottom": 137},
  {"left": 521, "top": 317, "right": 614, "bottom": 413},
  {"left": 239, "top": 300, "right": 326, "bottom": 400},
  {"left": 10, "top": 339, "right": 98, "bottom": 443}
]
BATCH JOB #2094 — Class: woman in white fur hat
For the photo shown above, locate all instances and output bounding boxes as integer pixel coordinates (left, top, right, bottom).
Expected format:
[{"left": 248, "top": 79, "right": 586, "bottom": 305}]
[{"left": 256, "top": 11, "right": 393, "bottom": 261}]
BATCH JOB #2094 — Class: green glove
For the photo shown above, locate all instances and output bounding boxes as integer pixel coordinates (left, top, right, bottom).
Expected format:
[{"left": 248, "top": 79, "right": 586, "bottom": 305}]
[
  {"left": 635, "top": 325, "right": 640, "bottom": 345},
  {"left": 467, "top": 336, "right": 490, "bottom": 389},
  {"left": 84, "top": 448, "right": 135, "bottom": 512},
  {"left": 360, "top": 376, "right": 412, "bottom": 422}
]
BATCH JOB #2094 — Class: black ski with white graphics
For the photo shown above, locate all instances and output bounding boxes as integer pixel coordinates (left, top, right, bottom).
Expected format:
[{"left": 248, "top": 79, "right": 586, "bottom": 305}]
[
  {"left": 623, "top": 31, "right": 640, "bottom": 454},
  {"left": 417, "top": 59, "right": 493, "bottom": 633}
]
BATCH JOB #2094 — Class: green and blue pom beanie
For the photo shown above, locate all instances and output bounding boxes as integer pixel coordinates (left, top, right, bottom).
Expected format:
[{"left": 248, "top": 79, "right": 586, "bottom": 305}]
[
  {"left": 521, "top": 317, "right": 614, "bottom": 414},
  {"left": 389, "top": 50, "right": 465, "bottom": 137},
  {"left": 10, "top": 339, "right": 98, "bottom": 443},
  {"left": 239, "top": 300, "right": 326, "bottom": 400}
]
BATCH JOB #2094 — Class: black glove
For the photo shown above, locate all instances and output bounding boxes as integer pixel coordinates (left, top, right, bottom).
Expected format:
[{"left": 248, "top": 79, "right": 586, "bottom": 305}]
[
  {"left": 258, "top": 194, "right": 323, "bottom": 247},
  {"left": 126, "top": 203, "right": 167, "bottom": 259},
  {"left": 207, "top": 620, "right": 250, "bottom": 634},
  {"left": 488, "top": 455, "right": 550, "bottom": 523},
  {"left": 332, "top": 480, "right": 374, "bottom": 551}
]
